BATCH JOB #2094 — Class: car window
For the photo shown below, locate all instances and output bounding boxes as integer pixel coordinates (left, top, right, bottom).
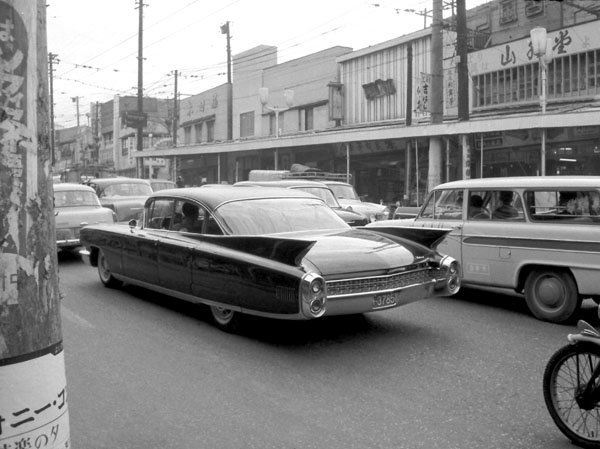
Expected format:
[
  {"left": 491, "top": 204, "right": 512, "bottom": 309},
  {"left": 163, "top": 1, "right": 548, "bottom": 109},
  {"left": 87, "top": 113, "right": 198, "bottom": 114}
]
[
  {"left": 420, "top": 189, "right": 463, "bottom": 220},
  {"left": 490, "top": 190, "right": 524, "bottom": 221},
  {"left": 145, "top": 199, "right": 175, "bottom": 229},
  {"left": 54, "top": 190, "right": 100, "bottom": 207},
  {"left": 296, "top": 187, "right": 339, "bottom": 207},
  {"left": 216, "top": 198, "right": 348, "bottom": 235},
  {"left": 467, "top": 191, "right": 491, "bottom": 220},
  {"left": 525, "top": 190, "right": 600, "bottom": 223},
  {"left": 103, "top": 183, "right": 152, "bottom": 197},
  {"left": 327, "top": 183, "right": 359, "bottom": 200}
]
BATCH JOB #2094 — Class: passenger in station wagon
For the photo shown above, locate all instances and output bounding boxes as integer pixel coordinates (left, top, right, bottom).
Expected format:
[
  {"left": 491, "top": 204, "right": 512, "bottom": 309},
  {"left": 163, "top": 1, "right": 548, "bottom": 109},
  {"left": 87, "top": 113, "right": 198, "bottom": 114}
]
[
  {"left": 468, "top": 194, "right": 489, "bottom": 219},
  {"left": 492, "top": 191, "right": 519, "bottom": 219}
]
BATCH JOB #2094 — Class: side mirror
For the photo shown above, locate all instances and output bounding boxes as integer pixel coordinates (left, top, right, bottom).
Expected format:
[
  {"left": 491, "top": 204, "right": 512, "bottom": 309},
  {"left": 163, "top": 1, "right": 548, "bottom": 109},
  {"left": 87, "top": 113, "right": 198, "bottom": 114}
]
[{"left": 128, "top": 219, "right": 137, "bottom": 229}]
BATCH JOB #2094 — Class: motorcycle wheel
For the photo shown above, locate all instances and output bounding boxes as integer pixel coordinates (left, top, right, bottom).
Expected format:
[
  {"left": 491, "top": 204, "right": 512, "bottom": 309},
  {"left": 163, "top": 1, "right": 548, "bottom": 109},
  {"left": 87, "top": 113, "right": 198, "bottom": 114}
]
[{"left": 544, "top": 342, "right": 600, "bottom": 448}]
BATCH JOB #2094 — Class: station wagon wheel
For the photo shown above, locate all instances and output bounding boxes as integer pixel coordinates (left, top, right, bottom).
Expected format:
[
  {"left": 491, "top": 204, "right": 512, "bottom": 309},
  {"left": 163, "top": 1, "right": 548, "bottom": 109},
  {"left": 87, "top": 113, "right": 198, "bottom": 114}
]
[
  {"left": 524, "top": 269, "right": 580, "bottom": 324},
  {"left": 210, "top": 306, "right": 243, "bottom": 333},
  {"left": 97, "top": 248, "right": 122, "bottom": 289}
]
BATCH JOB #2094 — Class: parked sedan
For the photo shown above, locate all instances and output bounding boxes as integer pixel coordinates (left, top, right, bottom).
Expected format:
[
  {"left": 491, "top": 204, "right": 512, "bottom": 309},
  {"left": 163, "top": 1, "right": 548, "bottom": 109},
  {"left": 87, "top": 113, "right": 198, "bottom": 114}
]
[
  {"left": 53, "top": 183, "right": 116, "bottom": 251},
  {"left": 83, "top": 177, "right": 152, "bottom": 222},
  {"left": 79, "top": 185, "right": 460, "bottom": 332}
]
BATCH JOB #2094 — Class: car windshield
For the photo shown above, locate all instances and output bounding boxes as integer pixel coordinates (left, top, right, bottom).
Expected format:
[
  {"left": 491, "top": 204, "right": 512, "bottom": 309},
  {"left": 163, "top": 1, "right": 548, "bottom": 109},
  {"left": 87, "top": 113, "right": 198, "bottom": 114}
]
[
  {"left": 328, "top": 184, "right": 359, "bottom": 200},
  {"left": 294, "top": 187, "right": 340, "bottom": 208},
  {"left": 101, "top": 183, "right": 152, "bottom": 197},
  {"left": 216, "top": 198, "right": 349, "bottom": 235},
  {"left": 54, "top": 190, "right": 101, "bottom": 207}
]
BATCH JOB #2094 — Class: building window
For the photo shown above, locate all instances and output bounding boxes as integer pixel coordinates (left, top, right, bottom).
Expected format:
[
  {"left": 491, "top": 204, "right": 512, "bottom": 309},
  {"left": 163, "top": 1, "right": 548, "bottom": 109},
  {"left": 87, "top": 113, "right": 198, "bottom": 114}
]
[
  {"left": 121, "top": 137, "right": 133, "bottom": 156},
  {"left": 194, "top": 123, "right": 203, "bottom": 143},
  {"left": 269, "top": 114, "right": 276, "bottom": 136},
  {"left": 499, "top": 0, "right": 517, "bottom": 25},
  {"left": 206, "top": 120, "right": 215, "bottom": 142},
  {"left": 301, "top": 107, "right": 314, "bottom": 131},
  {"left": 240, "top": 111, "right": 254, "bottom": 138},
  {"left": 525, "top": 0, "right": 544, "bottom": 17},
  {"left": 103, "top": 132, "right": 113, "bottom": 146},
  {"left": 473, "top": 49, "right": 600, "bottom": 109}
]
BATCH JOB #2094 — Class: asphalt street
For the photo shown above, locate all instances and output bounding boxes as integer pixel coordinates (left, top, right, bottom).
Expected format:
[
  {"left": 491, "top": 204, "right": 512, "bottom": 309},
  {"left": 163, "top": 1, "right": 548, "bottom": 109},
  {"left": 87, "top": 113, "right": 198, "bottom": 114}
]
[{"left": 57, "top": 251, "right": 595, "bottom": 449}]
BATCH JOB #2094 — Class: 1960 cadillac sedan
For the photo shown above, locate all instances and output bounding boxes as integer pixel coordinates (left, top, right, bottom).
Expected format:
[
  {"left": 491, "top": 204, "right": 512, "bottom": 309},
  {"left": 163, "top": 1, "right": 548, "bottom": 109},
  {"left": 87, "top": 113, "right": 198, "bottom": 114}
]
[{"left": 79, "top": 185, "right": 460, "bottom": 332}]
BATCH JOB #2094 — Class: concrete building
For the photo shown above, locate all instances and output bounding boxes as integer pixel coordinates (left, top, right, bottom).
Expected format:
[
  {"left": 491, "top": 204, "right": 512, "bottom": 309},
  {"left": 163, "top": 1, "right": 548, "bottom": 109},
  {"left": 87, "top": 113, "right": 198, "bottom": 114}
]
[{"left": 131, "top": 0, "right": 600, "bottom": 206}]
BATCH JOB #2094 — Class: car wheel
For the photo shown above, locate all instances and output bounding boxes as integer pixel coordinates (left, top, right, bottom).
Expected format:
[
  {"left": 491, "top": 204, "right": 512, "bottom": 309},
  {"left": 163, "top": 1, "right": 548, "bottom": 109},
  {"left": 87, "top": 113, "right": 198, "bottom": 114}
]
[
  {"left": 97, "top": 249, "right": 123, "bottom": 289},
  {"left": 524, "top": 268, "right": 580, "bottom": 323},
  {"left": 210, "top": 306, "right": 243, "bottom": 333}
]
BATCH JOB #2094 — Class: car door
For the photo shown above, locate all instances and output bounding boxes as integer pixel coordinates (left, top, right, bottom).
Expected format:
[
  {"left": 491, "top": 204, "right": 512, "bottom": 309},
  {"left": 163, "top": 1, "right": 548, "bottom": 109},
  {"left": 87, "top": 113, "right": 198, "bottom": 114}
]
[
  {"left": 120, "top": 199, "right": 160, "bottom": 284},
  {"left": 412, "top": 188, "right": 464, "bottom": 265},
  {"left": 461, "top": 189, "right": 526, "bottom": 287}
]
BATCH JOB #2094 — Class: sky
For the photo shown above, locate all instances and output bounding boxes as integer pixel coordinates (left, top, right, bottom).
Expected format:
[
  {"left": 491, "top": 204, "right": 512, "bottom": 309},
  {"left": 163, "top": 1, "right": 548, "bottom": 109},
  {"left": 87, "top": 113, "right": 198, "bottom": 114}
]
[{"left": 47, "top": 0, "right": 491, "bottom": 128}]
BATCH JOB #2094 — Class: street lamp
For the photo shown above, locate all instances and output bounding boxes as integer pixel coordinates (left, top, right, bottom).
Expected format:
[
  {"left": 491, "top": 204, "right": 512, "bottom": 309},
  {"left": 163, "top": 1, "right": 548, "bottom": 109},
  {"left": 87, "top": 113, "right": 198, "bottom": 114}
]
[
  {"left": 530, "top": 27, "right": 553, "bottom": 176},
  {"left": 259, "top": 87, "right": 294, "bottom": 170}
]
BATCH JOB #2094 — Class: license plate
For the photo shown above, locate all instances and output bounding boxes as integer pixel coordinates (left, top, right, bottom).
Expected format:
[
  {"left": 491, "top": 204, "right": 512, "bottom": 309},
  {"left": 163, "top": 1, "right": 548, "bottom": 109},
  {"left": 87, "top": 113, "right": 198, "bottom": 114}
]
[{"left": 373, "top": 292, "right": 398, "bottom": 309}]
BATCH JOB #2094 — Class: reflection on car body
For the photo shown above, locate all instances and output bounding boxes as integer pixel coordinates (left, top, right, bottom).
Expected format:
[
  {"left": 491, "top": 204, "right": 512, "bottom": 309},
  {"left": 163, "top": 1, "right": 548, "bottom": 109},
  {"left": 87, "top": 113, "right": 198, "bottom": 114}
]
[
  {"left": 79, "top": 185, "right": 460, "bottom": 332},
  {"left": 368, "top": 176, "right": 600, "bottom": 324}
]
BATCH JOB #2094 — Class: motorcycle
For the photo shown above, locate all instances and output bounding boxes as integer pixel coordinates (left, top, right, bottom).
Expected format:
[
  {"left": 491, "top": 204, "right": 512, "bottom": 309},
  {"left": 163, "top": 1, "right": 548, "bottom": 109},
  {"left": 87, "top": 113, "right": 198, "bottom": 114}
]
[{"left": 544, "top": 312, "right": 600, "bottom": 448}]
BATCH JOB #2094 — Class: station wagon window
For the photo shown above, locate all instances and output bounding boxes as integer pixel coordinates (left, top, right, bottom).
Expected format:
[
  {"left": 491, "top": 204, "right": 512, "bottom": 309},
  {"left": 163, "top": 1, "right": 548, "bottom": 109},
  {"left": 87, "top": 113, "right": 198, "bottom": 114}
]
[
  {"left": 490, "top": 190, "right": 524, "bottom": 221},
  {"left": 467, "top": 191, "right": 491, "bottom": 220},
  {"left": 525, "top": 190, "right": 600, "bottom": 223},
  {"left": 420, "top": 189, "right": 463, "bottom": 220}
]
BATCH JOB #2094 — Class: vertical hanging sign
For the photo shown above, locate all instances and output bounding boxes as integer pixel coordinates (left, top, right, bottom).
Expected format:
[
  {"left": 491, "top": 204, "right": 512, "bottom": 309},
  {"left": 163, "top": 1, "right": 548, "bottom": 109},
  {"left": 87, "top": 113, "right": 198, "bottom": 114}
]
[
  {"left": 0, "top": 1, "right": 70, "bottom": 448},
  {"left": 416, "top": 72, "right": 431, "bottom": 114}
]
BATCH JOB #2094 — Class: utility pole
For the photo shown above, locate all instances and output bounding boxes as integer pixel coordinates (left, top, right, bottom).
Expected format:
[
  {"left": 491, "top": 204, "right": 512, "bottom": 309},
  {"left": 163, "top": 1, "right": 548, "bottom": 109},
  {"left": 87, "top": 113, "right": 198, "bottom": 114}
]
[
  {"left": 71, "top": 95, "right": 80, "bottom": 166},
  {"left": 456, "top": 0, "right": 471, "bottom": 179},
  {"left": 136, "top": 0, "right": 145, "bottom": 177},
  {"left": 0, "top": 1, "right": 70, "bottom": 448},
  {"left": 48, "top": 52, "right": 58, "bottom": 167},
  {"left": 221, "top": 21, "right": 233, "bottom": 141},
  {"left": 172, "top": 69, "right": 178, "bottom": 146},
  {"left": 428, "top": 0, "right": 444, "bottom": 190}
]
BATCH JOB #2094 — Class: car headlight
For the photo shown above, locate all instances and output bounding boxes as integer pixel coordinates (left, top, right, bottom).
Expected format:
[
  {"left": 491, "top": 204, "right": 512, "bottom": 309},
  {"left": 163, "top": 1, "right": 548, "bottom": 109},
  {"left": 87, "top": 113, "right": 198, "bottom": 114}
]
[
  {"left": 300, "top": 273, "right": 327, "bottom": 318},
  {"left": 440, "top": 255, "right": 461, "bottom": 294}
]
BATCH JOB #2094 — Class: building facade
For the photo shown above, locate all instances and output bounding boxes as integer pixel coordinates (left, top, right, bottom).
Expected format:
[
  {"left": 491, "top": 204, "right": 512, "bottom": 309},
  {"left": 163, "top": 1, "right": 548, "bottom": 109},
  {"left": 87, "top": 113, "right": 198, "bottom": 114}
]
[{"left": 126, "top": 0, "right": 600, "bottom": 206}]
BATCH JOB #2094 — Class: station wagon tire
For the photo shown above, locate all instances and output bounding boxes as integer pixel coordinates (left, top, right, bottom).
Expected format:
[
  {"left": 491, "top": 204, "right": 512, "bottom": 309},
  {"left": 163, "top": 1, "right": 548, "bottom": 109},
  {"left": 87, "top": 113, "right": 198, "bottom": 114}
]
[
  {"left": 524, "top": 269, "right": 580, "bottom": 324},
  {"left": 97, "top": 249, "right": 122, "bottom": 289},
  {"left": 210, "top": 306, "right": 243, "bottom": 332}
]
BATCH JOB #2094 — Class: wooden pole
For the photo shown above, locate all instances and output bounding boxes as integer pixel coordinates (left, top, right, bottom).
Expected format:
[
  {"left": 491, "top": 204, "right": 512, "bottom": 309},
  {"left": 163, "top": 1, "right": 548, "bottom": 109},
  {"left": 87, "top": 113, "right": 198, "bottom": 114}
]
[{"left": 0, "top": 1, "right": 70, "bottom": 447}]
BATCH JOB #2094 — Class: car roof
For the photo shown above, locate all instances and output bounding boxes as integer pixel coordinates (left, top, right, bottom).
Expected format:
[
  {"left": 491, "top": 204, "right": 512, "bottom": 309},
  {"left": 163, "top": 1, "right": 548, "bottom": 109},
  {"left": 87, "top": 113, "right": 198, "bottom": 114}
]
[
  {"left": 319, "top": 180, "right": 352, "bottom": 186},
  {"left": 433, "top": 176, "right": 600, "bottom": 190},
  {"left": 85, "top": 177, "right": 151, "bottom": 186},
  {"left": 236, "top": 180, "right": 330, "bottom": 189},
  {"left": 53, "top": 183, "right": 96, "bottom": 192},
  {"left": 151, "top": 185, "right": 321, "bottom": 209}
]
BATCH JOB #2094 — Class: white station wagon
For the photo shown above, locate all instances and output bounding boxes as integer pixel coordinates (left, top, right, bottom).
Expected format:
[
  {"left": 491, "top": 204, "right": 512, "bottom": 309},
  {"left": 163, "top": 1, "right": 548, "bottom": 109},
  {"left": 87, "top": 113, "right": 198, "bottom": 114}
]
[{"left": 369, "top": 176, "right": 600, "bottom": 323}]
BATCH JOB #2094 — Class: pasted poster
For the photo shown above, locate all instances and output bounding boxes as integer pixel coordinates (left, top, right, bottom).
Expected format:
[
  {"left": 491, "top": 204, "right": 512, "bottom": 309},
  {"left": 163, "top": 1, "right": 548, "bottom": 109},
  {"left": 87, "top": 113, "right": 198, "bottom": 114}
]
[{"left": 0, "top": 2, "right": 70, "bottom": 448}]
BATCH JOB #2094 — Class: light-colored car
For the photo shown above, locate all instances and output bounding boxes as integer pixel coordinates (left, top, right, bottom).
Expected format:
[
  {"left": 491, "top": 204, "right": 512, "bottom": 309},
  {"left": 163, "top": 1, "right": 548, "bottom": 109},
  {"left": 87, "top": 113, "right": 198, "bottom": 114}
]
[
  {"left": 321, "top": 180, "right": 390, "bottom": 222},
  {"left": 53, "top": 183, "right": 116, "bottom": 251},
  {"left": 83, "top": 177, "right": 153, "bottom": 222},
  {"left": 368, "top": 176, "right": 600, "bottom": 323}
]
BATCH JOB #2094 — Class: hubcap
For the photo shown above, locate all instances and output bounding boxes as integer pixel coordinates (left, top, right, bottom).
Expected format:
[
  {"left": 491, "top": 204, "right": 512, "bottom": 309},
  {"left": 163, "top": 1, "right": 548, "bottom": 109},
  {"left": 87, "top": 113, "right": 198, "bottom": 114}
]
[{"left": 537, "top": 276, "right": 563, "bottom": 308}]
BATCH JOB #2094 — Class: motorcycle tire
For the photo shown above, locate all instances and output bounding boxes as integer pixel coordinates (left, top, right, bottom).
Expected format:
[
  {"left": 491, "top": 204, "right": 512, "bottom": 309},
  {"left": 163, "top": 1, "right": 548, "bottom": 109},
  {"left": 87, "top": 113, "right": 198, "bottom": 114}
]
[{"left": 544, "top": 342, "right": 600, "bottom": 448}]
